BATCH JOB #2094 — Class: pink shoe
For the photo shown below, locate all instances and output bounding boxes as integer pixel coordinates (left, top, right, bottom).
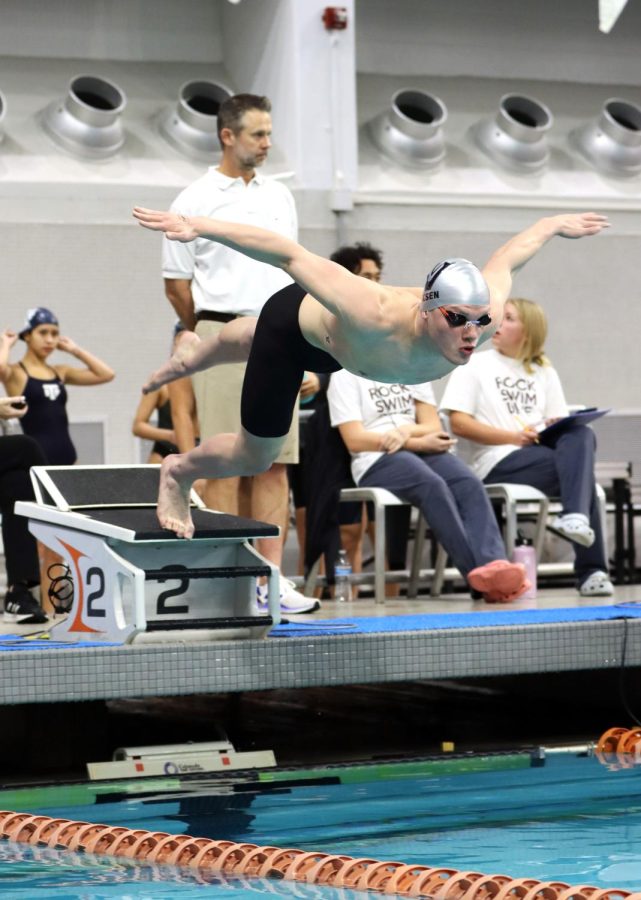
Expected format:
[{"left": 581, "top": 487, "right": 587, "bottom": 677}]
[{"left": 468, "top": 560, "right": 530, "bottom": 603}]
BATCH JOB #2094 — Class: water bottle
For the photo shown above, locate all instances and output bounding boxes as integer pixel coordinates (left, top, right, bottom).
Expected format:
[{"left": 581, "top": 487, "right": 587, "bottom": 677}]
[
  {"left": 334, "top": 549, "right": 353, "bottom": 602},
  {"left": 513, "top": 535, "right": 537, "bottom": 599}
]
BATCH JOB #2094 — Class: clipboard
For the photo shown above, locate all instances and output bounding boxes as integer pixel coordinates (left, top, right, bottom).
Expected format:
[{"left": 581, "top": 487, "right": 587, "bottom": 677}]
[{"left": 535, "top": 408, "right": 610, "bottom": 445}]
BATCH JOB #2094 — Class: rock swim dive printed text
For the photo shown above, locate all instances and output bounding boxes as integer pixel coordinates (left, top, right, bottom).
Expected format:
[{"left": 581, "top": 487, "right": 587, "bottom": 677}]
[
  {"left": 368, "top": 383, "right": 414, "bottom": 417},
  {"left": 494, "top": 375, "right": 537, "bottom": 414}
]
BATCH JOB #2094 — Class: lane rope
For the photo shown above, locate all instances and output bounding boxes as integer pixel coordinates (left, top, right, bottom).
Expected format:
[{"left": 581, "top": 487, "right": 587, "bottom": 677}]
[
  {"left": 1, "top": 810, "right": 639, "bottom": 898},
  {"left": 596, "top": 726, "right": 641, "bottom": 769}
]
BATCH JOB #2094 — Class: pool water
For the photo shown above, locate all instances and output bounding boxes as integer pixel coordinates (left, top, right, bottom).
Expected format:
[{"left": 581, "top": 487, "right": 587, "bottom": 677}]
[
  {"left": 0, "top": 842, "right": 361, "bottom": 899},
  {"left": 2, "top": 749, "right": 641, "bottom": 898}
]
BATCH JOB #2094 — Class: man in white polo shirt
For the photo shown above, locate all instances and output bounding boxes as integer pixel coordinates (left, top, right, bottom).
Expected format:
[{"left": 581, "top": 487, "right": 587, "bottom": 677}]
[{"left": 162, "top": 93, "right": 317, "bottom": 614}]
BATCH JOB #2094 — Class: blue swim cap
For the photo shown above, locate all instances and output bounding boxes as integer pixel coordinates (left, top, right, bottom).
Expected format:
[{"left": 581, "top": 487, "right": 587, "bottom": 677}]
[
  {"left": 19, "top": 306, "right": 59, "bottom": 339},
  {"left": 421, "top": 258, "right": 490, "bottom": 312}
]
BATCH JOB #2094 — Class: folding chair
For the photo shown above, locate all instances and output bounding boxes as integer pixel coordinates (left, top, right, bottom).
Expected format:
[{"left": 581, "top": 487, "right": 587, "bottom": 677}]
[{"left": 305, "top": 486, "right": 448, "bottom": 603}]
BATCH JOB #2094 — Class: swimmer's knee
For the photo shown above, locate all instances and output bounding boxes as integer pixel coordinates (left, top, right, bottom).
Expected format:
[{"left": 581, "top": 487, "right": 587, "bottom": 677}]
[
  {"left": 236, "top": 436, "right": 282, "bottom": 475},
  {"left": 252, "top": 456, "right": 276, "bottom": 475},
  {"left": 238, "top": 454, "right": 277, "bottom": 477},
  {"left": 253, "top": 442, "right": 283, "bottom": 473}
]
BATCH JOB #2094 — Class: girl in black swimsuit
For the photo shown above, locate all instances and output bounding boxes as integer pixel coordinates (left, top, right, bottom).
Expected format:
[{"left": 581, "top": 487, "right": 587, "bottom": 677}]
[
  {"left": 0, "top": 307, "right": 115, "bottom": 465},
  {"left": 19, "top": 359, "right": 76, "bottom": 464}
]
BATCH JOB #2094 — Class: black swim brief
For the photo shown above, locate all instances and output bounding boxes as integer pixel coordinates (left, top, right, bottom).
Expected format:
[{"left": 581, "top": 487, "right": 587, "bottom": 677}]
[{"left": 240, "top": 283, "right": 341, "bottom": 438}]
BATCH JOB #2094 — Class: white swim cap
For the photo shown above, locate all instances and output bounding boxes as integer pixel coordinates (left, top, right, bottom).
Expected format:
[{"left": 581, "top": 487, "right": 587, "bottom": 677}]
[{"left": 422, "top": 258, "right": 490, "bottom": 312}]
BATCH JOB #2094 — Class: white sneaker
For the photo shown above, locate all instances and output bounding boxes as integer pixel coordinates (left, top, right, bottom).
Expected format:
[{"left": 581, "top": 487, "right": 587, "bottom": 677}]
[
  {"left": 551, "top": 513, "right": 595, "bottom": 548},
  {"left": 256, "top": 579, "right": 321, "bottom": 615},
  {"left": 579, "top": 570, "right": 614, "bottom": 597}
]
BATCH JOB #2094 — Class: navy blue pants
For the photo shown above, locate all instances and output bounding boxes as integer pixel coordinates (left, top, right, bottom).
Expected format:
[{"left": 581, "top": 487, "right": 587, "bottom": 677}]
[
  {"left": 359, "top": 450, "right": 506, "bottom": 579},
  {"left": 483, "top": 425, "right": 607, "bottom": 584}
]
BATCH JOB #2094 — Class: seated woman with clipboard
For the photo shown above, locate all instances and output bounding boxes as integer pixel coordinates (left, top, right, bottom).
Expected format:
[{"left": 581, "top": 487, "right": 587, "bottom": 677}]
[{"left": 440, "top": 297, "right": 613, "bottom": 598}]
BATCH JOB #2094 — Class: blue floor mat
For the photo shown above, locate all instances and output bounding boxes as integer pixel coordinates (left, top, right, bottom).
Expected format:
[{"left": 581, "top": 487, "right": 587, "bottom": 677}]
[
  {"left": 0, "top": 634, "right": 120, "bottom": 651},
  {"left": 1, "top": 603, "right": 640, "bottom": 648},
  {"left": 270, "top": 602, "right": 641, "bottom": 637}
]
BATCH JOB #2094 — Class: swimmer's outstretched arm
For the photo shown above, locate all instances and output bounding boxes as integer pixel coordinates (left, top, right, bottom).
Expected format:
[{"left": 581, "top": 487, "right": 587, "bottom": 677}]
[
  {"left": 481, "top": 213, "right": 609, "bottom": 328},
  {"left": 133, "top": 207, "right": 381, "bottom": 321}
]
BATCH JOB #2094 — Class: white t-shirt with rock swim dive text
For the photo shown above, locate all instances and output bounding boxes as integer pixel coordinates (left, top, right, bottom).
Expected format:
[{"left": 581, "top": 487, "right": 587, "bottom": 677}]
[
  {"left": 327, "top": 370, "right": 437, "bottom": 484},
  {"left": 439, "top": 348, "right": 568, "bottom": 480}
]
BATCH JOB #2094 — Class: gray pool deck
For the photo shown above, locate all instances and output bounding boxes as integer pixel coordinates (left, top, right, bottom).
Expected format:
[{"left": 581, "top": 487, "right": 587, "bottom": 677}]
[{"left": 0, "top": 582, "right": 639, "bottom": 706}]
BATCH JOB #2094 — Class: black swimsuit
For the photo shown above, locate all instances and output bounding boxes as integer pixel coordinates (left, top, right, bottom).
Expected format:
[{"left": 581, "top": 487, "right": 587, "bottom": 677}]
[
  {"left": 19, "top": 361, "right": 77, "bottom": 465},
  {"left": 151, "top": 399, "right": 179, "bottom": 458},
  {"left": 241, "top": 283, "right": 341, "bottom": 438}
]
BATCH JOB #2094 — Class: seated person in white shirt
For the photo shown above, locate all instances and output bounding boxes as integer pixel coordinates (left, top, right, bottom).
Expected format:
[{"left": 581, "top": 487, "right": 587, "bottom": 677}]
[
  {"left": 326, "top": 371, "right": 531, "bottom": 602},
  {"left": 440, "top": 297, "right": 612, "bottom": 597}
]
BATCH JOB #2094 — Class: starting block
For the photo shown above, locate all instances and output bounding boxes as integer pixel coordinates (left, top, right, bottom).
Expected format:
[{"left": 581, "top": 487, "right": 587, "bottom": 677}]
[{"left": 15, "top": 465, "right": 280, "bottom": 644}]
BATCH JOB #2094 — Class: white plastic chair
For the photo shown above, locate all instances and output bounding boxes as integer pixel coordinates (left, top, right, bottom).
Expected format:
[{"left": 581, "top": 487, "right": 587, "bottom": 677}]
[
  {"left": 304, "top": 486, "right": 448, "bottom": 603},
  {"left": 484, "top": 483, "right": 550, "bottom": 559},
  {"left": 444, "top": 410, "right": 608, "bottom": 577},
  {"left": 484, "top": 482, "right": 608, "bottom": 577}
]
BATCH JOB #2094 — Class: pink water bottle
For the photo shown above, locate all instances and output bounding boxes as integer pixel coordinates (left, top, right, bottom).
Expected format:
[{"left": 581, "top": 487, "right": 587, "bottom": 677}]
[{"left": 513, "top": 537, "right": 537, "bottom": 599}]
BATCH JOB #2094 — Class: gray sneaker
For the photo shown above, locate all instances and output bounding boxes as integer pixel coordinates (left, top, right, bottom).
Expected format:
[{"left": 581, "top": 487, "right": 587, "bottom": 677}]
[{"left": 3, "top": 586, "right": 48, "bottom": 625}]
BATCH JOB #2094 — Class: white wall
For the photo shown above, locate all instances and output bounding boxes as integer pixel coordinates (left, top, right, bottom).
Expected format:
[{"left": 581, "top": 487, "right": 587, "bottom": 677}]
[
  {"left": 0, "top": 0, "right": 224, "bottom": 62},
  {"left": 356, "top": 0, "right": 641, "bottom": 84},
  {"left": 222, "top": 0, "right": 358, "bottom": 195}
]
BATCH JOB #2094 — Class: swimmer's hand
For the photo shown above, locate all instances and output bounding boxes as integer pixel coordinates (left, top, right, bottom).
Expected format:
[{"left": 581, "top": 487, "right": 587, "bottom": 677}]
[
  {"left": 552, "top": 212, "right": 610, "bottom": 239},
  {"left": 133, "top": 207, "right": 199, "bottom": 242}
]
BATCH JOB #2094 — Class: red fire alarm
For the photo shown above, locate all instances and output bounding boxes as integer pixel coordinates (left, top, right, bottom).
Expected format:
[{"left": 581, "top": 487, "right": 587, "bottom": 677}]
[{"left": 322, "top": 6, "right": 348, "bottom": 30}]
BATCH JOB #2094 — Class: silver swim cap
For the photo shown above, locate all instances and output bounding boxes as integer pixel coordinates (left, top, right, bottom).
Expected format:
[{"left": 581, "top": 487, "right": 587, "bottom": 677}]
[{"left": 422, "top": 258, "right": 490, "bottom": 312}]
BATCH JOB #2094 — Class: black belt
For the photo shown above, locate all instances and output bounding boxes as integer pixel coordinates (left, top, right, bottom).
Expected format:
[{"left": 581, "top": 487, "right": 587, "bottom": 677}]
[{"left": 195, "top": 310, "right": 239, "bottom": 324}]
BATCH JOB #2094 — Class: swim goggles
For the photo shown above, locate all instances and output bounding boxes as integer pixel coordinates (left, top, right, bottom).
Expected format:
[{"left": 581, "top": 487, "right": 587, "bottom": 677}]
[{"left": 439, "top": 307, "right": 492, "bottom": 329}]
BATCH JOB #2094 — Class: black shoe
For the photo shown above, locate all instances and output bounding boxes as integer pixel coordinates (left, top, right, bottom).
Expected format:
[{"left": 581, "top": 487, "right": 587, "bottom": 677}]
[{"left": 3, "top": 586, "right": 48, "bottom": 625}]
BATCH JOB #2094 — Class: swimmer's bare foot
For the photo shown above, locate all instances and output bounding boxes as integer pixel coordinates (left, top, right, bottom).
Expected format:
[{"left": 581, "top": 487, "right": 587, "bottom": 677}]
[
  {"left": 157, "top": 455, "right": 194, "bottom": 539},
  {"left": 143, "top": 332, "right": 202, "bottom": 394}
]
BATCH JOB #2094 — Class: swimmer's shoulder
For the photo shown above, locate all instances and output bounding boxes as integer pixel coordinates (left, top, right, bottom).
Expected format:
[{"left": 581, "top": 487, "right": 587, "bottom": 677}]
[
  {"left": 379, "top": 284, "right": 422, "bottom": 320},
  {"left": 383, "top": 284, "right": 422, "bottom": 301}
]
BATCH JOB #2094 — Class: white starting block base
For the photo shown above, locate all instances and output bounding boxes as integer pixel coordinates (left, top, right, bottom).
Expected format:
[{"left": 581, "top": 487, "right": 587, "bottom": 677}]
[{"left": 16, "top": 466, "right": 281, "bottom": 644}]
